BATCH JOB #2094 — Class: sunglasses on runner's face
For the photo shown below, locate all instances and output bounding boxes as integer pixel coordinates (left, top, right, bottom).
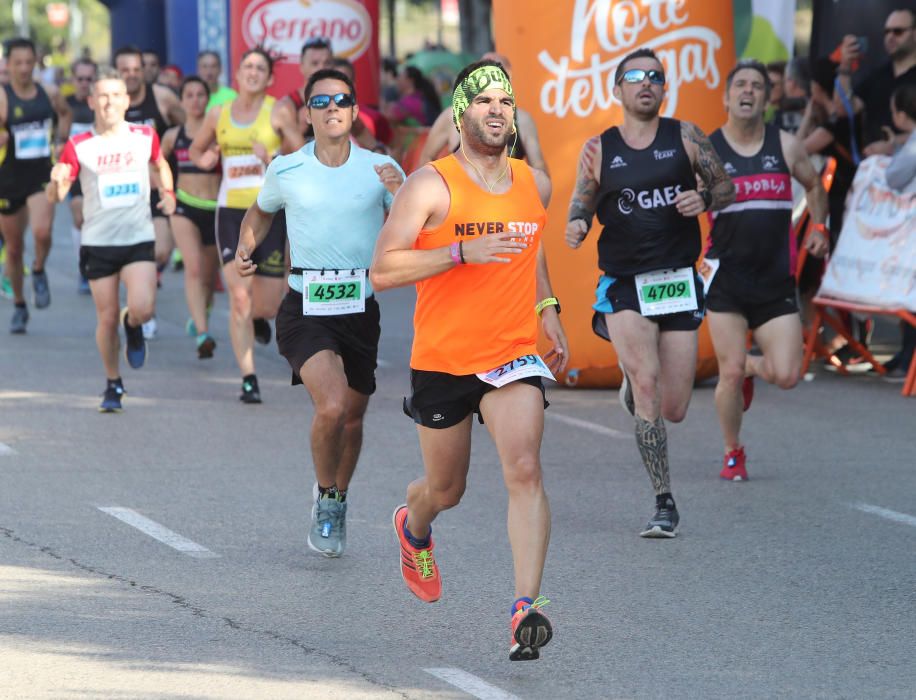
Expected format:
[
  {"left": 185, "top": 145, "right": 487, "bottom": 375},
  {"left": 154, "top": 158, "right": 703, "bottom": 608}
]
[
  {"left": 308, "top": 93, "right": 355, "bottom": 109},
  {"left": 884, "top": 26, "right": 913, "bottom": 36},
  {"left": 618, "top": 68, "right": 666, "bottom": 85}
]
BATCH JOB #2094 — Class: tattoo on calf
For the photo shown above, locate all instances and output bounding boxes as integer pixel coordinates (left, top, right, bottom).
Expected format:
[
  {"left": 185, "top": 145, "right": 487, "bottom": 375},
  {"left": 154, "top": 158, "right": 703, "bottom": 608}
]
[{"left": 635, "top": 415, "right": 671, "bottom": 495}]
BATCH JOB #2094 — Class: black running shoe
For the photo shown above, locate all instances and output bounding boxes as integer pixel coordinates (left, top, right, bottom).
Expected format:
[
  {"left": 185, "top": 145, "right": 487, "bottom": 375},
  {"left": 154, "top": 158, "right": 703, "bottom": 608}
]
[
  {"left": 99, "top": 383, "right": 125, "bottom": 412},
  {"left": 240, "top": 375, "right": 262, "bottom": 404},
  {"left": 196, "top": 333, "right": 216, "bottom": 359},
  {"left": 253, "top": 318, "right": 271, "bottom": 345},
  {"left": 640, "top": 495, "right": 679, "bottom": 538}
]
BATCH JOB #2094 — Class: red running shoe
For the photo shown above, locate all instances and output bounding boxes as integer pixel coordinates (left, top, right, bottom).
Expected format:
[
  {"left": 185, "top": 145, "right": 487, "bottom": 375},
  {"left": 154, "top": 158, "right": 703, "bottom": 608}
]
[
  {"left": 393, "top": 504, "right": 441, "bottom": 603},
  {"left": 510, "top": 596, "right": 553, "bottom": 661},
  {"left": 720, "top": 446, "right": 748, "bottom": 481},
  {"left": 742, "top": 376, "right": 755, "bottom": 412}
]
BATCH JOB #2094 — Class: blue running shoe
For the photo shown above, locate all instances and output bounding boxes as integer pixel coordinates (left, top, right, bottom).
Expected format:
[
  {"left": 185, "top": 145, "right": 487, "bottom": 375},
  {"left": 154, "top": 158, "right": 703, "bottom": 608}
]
[
  {"left": 32, "top": 269, "right": 51, "bottom": 308},
  {"left": 121, "top": 307, "right": 147, "bottom": 369},
  {"left": 99, "top": 382, "right": 125, "bottom": 412}
]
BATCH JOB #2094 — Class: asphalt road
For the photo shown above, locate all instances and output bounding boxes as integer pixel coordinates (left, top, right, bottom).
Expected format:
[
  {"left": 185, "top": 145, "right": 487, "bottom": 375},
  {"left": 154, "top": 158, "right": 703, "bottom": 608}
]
[{"left": 1, "top": 206, "right": 913, "bottom": 699}]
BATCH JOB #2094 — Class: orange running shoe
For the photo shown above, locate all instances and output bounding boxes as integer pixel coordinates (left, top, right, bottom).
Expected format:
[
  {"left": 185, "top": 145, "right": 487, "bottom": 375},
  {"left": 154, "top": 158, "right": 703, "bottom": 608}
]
[
  {"left": 509, "top": 596, "right": 553, "bottom": 661},
  {"left": 742, "top": 376, "right": 755, "bottom": 412},
  {"left": 720, "top": 446, "right": 748, "bottom": 481},
  {"left": 393, "top": 504, "right": 441, "bottom": 603}
]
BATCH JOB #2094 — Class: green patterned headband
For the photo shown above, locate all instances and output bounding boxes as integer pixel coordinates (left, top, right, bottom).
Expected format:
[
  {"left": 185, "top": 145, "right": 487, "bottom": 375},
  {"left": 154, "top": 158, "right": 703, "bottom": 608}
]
[{"left": 452, "top": 65, "right": 514, "bottom": 128}]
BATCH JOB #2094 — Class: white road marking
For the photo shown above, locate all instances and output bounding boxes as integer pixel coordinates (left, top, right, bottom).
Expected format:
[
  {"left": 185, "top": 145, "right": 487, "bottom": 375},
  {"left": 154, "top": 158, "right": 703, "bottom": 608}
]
[
  {"left": 377, "top": 358, "right": 390, "bottom": 368},
  {"left": 0, "top": 442, "right": 16, "bottom": 455},
  {"left": 851, "top": 503, "right": 916, "bottom": 528},
  {"left": 98, "top": 507, "right": 220, "bottom": 558},
  {"left": 424, "top": 668, "right": 520, "bottom": 700},
  {"left": 547, "top": 412, "right": 630, "bottom": 439}
]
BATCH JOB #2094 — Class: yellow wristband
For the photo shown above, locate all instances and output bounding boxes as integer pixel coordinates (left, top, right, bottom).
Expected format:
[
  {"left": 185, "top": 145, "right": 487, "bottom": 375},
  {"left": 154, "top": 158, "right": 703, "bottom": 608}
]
[{"left": 535, "top": 297, "right": 559, "bottom": 316}]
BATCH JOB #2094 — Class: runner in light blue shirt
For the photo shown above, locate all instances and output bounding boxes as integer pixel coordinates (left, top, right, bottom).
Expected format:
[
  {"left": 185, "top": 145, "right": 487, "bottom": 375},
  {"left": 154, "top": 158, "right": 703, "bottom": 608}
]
[
  {"left": 257, "top": 139, "right": 403, "bottom": 295},
  {"left": 236, "top": 68, "right": 403, "bottom": 558}
]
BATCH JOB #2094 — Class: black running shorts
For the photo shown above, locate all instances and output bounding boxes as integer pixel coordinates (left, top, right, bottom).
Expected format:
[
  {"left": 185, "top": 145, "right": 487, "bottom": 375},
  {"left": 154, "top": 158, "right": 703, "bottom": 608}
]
[
  {"left": 706, "top": 273, "right": 798, "bottom": 330},
  {"left": 173, "top": 200, "right": 216, "bottom": 246},
  {"left": 0, "top": 181, "right": 47, "bottom": 215},
  {"left": 275, "top": 290, "right": 380, "bottom": 395},
  {"left": 216, "top": 206, "right": 286, "bottom": 277},
  {"left": 592, "top": 270, "right": 706, "bottom": 341},
  {"left": 79, "top": 241, "right": 155, "bottom": 280},
  {"left": 404, "top": 369, "right": 548, "bottom": 429}
]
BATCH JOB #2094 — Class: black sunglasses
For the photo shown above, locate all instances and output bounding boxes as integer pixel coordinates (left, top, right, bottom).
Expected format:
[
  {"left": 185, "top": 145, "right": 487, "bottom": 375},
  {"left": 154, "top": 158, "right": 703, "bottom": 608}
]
[
  {"left": 884, "top": 26, "right": 913, "bottom": 36},
  {"left": 618, "top": 68, "right": 666, "bottom": 85},
  {"left": 303, "top": 37, "right": 332, "bottom": 50},
  {"left": 308, "top": 92, "right": 355, "bottom": 109}
]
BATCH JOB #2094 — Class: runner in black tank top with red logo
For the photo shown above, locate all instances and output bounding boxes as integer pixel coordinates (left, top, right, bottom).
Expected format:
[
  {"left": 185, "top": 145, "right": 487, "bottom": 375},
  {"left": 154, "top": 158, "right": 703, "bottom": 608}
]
[
  {"left": 705, "top": 60, "right": 828, "bottom": 483},
  {"left": 565, "top": 48, "right": 736, "bottom": 539}
]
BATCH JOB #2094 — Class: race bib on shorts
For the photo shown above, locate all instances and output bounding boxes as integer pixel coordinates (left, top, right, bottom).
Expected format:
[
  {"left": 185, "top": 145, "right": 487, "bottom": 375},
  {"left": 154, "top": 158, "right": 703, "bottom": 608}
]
[
  {"left": 476, "top": 354, "right": 555, "bottom": 388},
  {"left": 12, "top": 119, "right": 52, "bottom": 159},
  {"left": 98, "top": 172, "right": 142, "bottom": 209},
  {"left": 223, "top": 154, "right": 265, "bottom": 190},
  {"left": 635, "top": 267, "right": 698, "bottom": 317},
  {"left": 302, "top": 269, "right": 366, "bottom": 316}
]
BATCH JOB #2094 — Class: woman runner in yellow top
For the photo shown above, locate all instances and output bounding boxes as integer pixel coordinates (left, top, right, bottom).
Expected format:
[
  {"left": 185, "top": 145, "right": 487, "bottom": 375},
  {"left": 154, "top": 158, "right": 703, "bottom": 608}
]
[{"left": 190, "top": 48, "right": 303, "bottom": 403}]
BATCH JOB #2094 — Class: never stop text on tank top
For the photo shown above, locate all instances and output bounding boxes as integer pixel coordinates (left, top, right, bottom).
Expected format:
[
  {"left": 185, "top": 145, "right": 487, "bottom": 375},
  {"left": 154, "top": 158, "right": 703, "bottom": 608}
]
[
  {"left": 595, "top": 117, "right": 701, "bottom": 317},
  {"left": 411, "top": 155, "right": 549, "bottom": 379}
]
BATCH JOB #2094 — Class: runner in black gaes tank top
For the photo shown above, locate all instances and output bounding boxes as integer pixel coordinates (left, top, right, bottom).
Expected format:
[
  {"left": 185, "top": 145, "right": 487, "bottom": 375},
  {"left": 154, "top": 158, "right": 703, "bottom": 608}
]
[
  {"left": 705, "top": 60, "right": 828, "bottom": 483},
  {"left": 565, "top": 47, "right": 736, "bottom": 539},
  {"left": 114, "top": 45, "right": 184, "bottom": 338},
  {"left": 0, "top": 38, "right": 71, "bottom": 333}
]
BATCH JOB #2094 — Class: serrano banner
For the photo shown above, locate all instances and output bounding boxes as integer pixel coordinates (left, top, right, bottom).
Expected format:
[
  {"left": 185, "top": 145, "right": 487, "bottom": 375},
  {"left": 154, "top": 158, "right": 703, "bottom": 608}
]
[
  {"left": 494, "top": 0, "right": 736, "bottom": 387},
  {"left": 230, "top": 0, "right": 380, "bottom": 104},
  {"left": 819, "top": 156, "right": 916, "bottom": 309}
]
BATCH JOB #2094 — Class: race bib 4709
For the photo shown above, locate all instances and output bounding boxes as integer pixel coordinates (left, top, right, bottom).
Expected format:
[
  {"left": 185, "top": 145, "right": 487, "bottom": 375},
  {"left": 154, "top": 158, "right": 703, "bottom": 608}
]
[{"left": 635, "top": 266, "right": 698, "bottom": 316}]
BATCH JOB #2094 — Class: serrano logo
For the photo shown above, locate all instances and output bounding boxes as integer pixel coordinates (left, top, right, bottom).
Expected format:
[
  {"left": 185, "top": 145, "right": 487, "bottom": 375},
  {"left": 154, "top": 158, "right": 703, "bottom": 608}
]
[
  {"left": 242, "top": 0, "right": 372, "bottom": 63},
  {"left": 618, "top": 185, "right": 683, "bottom": 214}
]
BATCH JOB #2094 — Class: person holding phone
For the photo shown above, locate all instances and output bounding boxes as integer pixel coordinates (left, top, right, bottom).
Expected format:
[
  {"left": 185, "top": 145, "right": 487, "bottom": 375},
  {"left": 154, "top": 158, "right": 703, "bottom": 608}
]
[{"left": 834, "top": 8, "right": 916, "bottom": 155}]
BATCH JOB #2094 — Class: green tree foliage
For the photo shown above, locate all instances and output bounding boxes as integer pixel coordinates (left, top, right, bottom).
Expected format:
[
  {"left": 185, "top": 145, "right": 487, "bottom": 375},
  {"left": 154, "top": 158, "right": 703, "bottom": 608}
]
[{"left": 1, "top": 1, "right": 110, "bottom": 65}]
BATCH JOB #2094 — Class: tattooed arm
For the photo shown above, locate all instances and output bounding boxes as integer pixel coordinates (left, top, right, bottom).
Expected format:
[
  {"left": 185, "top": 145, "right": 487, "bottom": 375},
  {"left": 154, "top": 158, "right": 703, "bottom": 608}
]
[
  {"left": 565, "top": 135, "right": 602, "bottom": 248},
  {"left": 677, "top": 121, "right": 736, "bottom": 217}
]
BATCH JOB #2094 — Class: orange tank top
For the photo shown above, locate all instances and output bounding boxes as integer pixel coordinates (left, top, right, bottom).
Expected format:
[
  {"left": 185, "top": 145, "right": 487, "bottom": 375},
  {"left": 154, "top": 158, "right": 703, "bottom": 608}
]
[{"left": 410, "top": 155, "right": 547, "bottom": 375}]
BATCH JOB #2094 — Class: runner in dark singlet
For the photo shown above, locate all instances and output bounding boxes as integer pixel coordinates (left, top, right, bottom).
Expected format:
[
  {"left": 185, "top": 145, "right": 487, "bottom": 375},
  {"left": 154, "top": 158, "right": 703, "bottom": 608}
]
[
  {"left": 565, "top": 47, "right": 736, "bottom": 538},
  {"left": 114, "top": 45, "right": 184, "bottom": 339},
  {"left": 67, "top": 58, "right": 97, "bottom": 293},
  {"left": 0, "top": 37, "right": 72, "bottom": 333},
  {"left": 706, "top": 60, "right": 828, "bottom": 482},
  {"left": 160, "top": 76, "right": 221, "bottom": 359}
]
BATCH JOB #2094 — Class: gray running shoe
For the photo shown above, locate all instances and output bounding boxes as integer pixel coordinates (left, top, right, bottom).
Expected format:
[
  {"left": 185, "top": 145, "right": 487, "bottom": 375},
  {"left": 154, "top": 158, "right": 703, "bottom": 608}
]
[
  {"left": 10, "top": 305, "right": 29, "bottom": 334},
  {"left": 640, "top": 496, "right": 679, "bottom": 538},
  {"left": 32, "top": 269, "right": 50, "bottom": 308},
  {"left": 619, "top": 363, "right": 635, "bottom": 417},
  {"left": 308, "top": 496, "right": 347, "bottom": 557}
]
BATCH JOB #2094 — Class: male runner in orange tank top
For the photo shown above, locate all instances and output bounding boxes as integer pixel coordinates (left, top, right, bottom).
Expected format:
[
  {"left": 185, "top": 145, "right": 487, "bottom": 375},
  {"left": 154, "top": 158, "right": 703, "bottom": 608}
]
[{"left": 371, "top": 59, "right": 568, "bottom": 662}]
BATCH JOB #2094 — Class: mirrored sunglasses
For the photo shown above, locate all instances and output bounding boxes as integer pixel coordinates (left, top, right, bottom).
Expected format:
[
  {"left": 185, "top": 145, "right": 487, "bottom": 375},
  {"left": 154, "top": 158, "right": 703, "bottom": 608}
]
[
  {"left": 618, "top": 68, "right": 666, "bottom": 85},
  {"left": 308, "top": 92, "right": 355, "bottom": 109}
]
